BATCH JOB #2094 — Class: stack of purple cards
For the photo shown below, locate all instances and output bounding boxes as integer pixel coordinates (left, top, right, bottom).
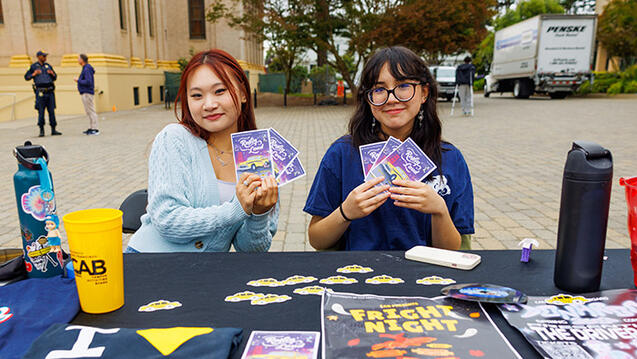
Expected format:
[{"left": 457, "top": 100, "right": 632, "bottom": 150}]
[
  {"left": 231, "top": 128, "right": 305, "bottom": 187},
  {"left": 241, "top": 331, "right": 320, "bottom": 359},
  {"left": 362, "top": 137, "right": 437, "bottom": 187}
]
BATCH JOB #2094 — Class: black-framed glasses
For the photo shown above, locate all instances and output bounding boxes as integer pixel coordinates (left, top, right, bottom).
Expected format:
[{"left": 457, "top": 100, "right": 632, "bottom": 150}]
[{"left": 366, "top": 82, "right": 425, "bottom": 106}]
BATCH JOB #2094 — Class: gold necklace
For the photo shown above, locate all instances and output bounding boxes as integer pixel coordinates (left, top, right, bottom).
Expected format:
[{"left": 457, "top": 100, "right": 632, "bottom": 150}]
[{"left": 208, "top": 142, "right": 231, "bottom": 167}]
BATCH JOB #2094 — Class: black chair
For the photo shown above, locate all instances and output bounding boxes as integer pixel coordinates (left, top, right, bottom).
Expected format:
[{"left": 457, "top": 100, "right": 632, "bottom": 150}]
[{"left": 119, "top": 189, "right": 148, "bottom": 233}]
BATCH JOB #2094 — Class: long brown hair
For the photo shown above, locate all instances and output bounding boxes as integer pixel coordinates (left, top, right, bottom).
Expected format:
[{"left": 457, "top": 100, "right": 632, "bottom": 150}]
[
  {"left": 348, "top": 46, "right": 444, "bottom": 172},
  {"left": 175, "top": 49, "right": 256, "bottom": 140}
]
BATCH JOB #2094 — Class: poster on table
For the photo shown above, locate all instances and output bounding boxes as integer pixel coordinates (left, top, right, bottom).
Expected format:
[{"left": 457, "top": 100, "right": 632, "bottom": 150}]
[
  {"left": 321, "top": 291, "right": 520, "bottom": 359},
  {"left": 498, "top": 289, "right": 637, "bottom": 358}
]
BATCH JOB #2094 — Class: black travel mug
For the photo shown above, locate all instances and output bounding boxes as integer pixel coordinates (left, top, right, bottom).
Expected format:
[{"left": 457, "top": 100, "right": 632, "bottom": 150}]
[{"left": 554, "top": 141, "right": 613, "bottom": 293}]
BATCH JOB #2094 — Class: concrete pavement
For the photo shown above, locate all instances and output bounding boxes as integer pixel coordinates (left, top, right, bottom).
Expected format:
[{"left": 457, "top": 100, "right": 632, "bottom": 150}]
[{"left": 1, "top": 94, "right": 635, "bottom": 252}]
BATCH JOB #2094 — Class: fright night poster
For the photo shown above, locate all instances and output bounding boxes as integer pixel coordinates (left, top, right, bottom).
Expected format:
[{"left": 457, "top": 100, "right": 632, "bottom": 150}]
[
  {"left": 322, "top": 291, "right": 521, "bottom": 359},
  {"left": 499, "top": 289, "right": 637, "bottom": 359}
]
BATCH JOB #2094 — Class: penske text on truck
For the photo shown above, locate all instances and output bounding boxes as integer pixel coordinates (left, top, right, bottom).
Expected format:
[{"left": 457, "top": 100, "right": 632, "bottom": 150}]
[{"left": 485, "top": 14, "right": 596, "bottom": 99}]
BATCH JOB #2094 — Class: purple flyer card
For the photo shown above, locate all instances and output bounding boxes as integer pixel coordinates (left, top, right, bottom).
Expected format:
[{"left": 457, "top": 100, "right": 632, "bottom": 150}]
[
  {"left": 365, "top": 137, "right": 437, "bottom": 186},
  {"left": 269, "top": 128, "right": 299, "bottom": 179},
  {"left": 359, "top": 141, "right": 386, "bottom": 177},
  {"left": 277, "top": 156, "right": 306, "bottom": 187},
  {"left": 371, "top": 136, "right": 402, "bottom": 169},
  {"left": 241, "top": 331, "right": 320, "bottom": 359},
  {"left": 231, "top": 129, "right": 273, "bottom": 181}
]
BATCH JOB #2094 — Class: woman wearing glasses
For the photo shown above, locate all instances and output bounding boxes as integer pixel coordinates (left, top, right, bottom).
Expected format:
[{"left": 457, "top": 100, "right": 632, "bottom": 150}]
[{"left": 304, "top": 46, "right": 473, "bottom": 251}]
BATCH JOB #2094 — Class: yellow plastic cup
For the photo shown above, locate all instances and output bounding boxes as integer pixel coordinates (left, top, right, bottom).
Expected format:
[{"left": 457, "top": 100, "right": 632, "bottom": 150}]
[{"left": 63, "top": 208, "right": 124, "bottom": 314}]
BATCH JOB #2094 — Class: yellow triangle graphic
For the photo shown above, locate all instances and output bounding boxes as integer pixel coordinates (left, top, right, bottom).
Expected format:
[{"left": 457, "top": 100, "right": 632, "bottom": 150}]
[{"left": 137, "top": 327, "right": 214, "bottom": 356}]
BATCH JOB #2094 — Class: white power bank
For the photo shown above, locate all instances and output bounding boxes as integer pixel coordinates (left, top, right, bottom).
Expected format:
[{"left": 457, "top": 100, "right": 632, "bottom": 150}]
[{"left": 405, "top": 245, "right": 481, "bottom": 270}]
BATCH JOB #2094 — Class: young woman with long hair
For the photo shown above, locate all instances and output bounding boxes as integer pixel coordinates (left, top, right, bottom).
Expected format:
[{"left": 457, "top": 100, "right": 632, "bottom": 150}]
[
  {"left": 126, "top": 49, "right": 278, "bottom": 253},
  {"left": 304, "top": 46, "right": 473, "bottom": 251}
]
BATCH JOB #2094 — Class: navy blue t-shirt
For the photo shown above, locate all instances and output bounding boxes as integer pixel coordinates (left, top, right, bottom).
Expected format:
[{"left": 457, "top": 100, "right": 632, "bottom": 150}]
[{"left": 304, "top": 136, "right": 474, "bottom": 250}]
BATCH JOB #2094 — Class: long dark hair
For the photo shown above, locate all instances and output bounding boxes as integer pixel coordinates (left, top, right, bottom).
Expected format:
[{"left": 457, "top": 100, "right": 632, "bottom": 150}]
[
  {"left": 175, "top": 49, "right": 256, "bottom": 141},
  {"left": 348, "top": 46, "right": 444, "bottom": 171}
]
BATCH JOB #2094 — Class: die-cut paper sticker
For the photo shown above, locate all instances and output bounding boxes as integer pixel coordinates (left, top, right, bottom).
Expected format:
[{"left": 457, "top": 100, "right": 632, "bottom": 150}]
[
  {"left": 416, "top": 276, "right": 456, "bottom": 286},
  {"left": 293, "top": 286, "right": 333, "bottom": 296},
  {"left": 545, "top": 294, "right": 591, "bottom": 305},
  {"left": 225, "top": 291, "right": 265, "bottom": 302},
  {"left": 250, "top": 294, "right": 292, "bottom": 306},
  {"left": 320, "top": 276, "right": 358, "bottom": 285},
  {"left": 365, "top": 275, "right": 405, "bottom": 285},
  {"left": 337, "top": 264, "right": 374, "bottom": 274},
  {"left": 247, "top": 278, "right": 285, "bottom": 287},
  {"left": 282, "top": 275, "right": 318, "bottom": 285},
  {"left": 138, "top": 300, "right": 182, "bottom": 312}
]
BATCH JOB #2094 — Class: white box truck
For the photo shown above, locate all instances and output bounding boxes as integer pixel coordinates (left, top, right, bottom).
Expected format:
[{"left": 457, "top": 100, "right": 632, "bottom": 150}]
[{"left": 484, "top": 14, "right": 596, "bottom": 99}]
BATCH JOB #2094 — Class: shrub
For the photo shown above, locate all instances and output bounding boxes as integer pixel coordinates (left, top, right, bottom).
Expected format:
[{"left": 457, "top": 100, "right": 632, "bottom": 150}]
[
  {"left": 576, "top": 80, "right": 592, "bottom": 95},
  {"left": 621, "top": 65, "right": 637, "bottom": 82},
  {"left": 592, "top": 72, "right": 621, "bottom": 93},
  {"left": 607, "top": 81, "right": 623, "bottom": 95},
  {"left": 624, "top": 80, "right": 637, "bottom": 93},
  {"left": 473, "top": 78, "right": 485, "bottom": 92}
]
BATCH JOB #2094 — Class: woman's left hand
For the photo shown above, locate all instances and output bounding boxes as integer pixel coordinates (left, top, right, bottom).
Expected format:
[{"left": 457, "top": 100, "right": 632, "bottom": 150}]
[
  {"left": 389, "top": 179, "right": 446, "bottom": 215},
  {"left": 252, "top": 175, "right": 279, "bottom": 215}
]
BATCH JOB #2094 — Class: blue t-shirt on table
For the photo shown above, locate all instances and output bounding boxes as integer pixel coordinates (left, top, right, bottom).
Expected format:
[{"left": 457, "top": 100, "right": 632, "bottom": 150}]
[{"left": 304, "top": 136, "right": 474, "bottom": 250}]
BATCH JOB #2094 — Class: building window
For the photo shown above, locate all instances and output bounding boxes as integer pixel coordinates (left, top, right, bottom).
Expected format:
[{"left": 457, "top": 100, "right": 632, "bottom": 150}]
[
  {"left": 134, "top": 0, "right": 140, "bottom": 34},
  {"left": 133, "top": 87, "right": 139, "bottom": 106},
  {"left": 118, "top": 0, "right": 126, "bottom": 30},
  {"left": 160, "top": 85, "right": 164, "bottom": 102},
  {"left": 188, "top": 0, "right": 205, "bottom": 39},
  {"left": 147, "top": 86, "right": 153, "bottom": 103},
  {"left": 0, "top": 1, "right": 4, "bottom": 24},
  {"left": 31, "top": 0, "right": 56, "bottom": 23},
  {"left": 147, "top": 0, "right": 154, "bottom": 37}
]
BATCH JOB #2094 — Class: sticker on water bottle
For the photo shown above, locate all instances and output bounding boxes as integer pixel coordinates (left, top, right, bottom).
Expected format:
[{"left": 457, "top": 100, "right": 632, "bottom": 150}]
[{"left": 21, "top": 185, "right": 56, "bottom": 221}]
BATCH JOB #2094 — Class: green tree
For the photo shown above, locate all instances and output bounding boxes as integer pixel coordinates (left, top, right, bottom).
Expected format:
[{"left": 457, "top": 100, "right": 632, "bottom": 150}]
[
  {"left": 208, "top": 0, "right": 496, "bottom": 95},
  {"left": 598, "top": 0, "right": 637, "bottom": 70},
  {"left": 473, "top": 0, "right": 565, "bottom": 73},
  {"left": 366, "top": 0, "right": 497, "bottom": 64},
  {"left": 561, "top": 0, "right": 596, "bottom": 14},
  {"left": 207, "top": 0, "right": 307, "bottom": 97}
]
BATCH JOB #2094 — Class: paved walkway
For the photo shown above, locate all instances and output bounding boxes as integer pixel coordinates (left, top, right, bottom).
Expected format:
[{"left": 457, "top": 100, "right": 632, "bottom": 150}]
[{"left": 1, "top": 94, "right": 635, "bottom": 252}]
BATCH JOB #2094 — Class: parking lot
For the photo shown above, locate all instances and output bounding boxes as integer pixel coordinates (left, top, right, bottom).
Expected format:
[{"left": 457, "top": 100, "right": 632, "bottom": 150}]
[{"left": 0, "top": 93, "right": 635, "bottom": 251}]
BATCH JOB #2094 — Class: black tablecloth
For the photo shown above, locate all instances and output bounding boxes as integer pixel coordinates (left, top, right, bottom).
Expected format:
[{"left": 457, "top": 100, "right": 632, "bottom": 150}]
[{"left": 72, "top": 249, "right": 634, "bottom": 358}]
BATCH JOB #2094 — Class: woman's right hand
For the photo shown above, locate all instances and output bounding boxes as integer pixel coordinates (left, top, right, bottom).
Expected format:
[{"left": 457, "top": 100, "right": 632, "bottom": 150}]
[
  {"left": 340, "top": 176, "right": 391, "bottom": 221},
  {"left": 236, "top": 173, "right": 262, "bottom": 215}
]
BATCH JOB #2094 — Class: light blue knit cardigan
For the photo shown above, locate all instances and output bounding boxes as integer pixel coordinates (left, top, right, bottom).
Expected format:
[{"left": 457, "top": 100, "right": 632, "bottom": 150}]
[{"left": 127, "top": 124, "right": 278, "bottom": 252}]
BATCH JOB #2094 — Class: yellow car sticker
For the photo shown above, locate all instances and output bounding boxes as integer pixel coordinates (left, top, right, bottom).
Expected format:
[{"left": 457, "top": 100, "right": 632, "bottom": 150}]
[
  {"left": 336, "top": 264, "right": 374, "bottom": 274},
  {"left": 365, "top": 275, "right": 405, "bottom": 285},
  {"left": 246, "top": 278, "right": 286, "bottom": 287},
  {"left": 250, "top": 294, "right": 292, "bottom": 306},
  {"left": 320, "top": 275, "right": 358, "bottom": 285},
  {"left": 224, "top": 291, "right": 265, "bottom": 302},
  {"left": 545, "top": 294, "right": 591, "bottom": 305},
  {"left": 416, "top": 276, "right": 456, "bottom": 286},
  {"left": 138, "top": 300, "right": 182, "bottom": 312},
  {"left": 282, "top": 275, "right": 318, "bottom": 285},
  {"left": 293, "top": 285, "right": 333, "bottom": 296}
]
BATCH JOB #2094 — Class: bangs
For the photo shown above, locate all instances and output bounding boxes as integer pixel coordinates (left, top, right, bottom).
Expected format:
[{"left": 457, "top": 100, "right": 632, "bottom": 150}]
[{"left": 363, "top": 47, "right": 428, "bottom": 90}]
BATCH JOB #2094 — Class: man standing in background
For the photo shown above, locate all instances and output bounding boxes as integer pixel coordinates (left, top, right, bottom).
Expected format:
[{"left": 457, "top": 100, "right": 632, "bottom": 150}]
[
  {"left": 24, "top": 51, "right": 62, "bottom": 137},
  {"left": 455, "top": 56, "right": 476, "bottom": 116},
  {"left": 75, "top": 54, "right": 99, "bottom": 135}
]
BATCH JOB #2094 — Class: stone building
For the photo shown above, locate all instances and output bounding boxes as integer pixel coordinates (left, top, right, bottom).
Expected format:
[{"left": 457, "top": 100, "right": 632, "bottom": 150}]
[{"left": 0, "top": 0, "right": 264, "bottom": 121}]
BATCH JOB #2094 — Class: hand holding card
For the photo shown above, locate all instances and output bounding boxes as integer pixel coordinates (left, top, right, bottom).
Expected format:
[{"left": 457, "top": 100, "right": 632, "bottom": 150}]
[
  {"left": 340, "top": 176, "right": 390, "bottom": 221},
  {"left": 253, "top": 175, "right": 278, "bottom": 214},
  {"left": 389, "top": 179, "right": 447, "bottom": 215}
]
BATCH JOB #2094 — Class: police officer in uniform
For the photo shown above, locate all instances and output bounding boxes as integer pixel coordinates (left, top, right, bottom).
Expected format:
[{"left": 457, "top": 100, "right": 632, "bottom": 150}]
[{"left": 24, "top": 51, "right": 62, "bottom": 137}]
